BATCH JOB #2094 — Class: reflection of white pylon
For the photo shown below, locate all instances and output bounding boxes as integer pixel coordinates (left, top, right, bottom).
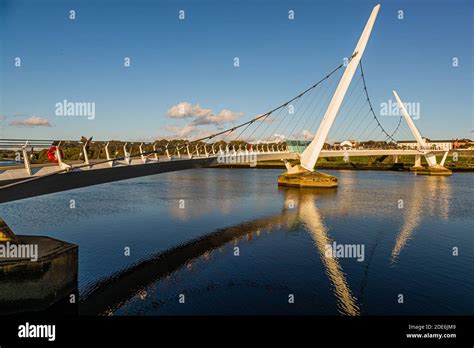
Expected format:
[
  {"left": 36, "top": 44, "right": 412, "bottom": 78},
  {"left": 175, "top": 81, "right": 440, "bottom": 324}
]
[
  {"left": 300, "top": 4, "right": 381, "bottom": 171},
  {"left": 391, "top": 197, "right": 423, "bottom": 264},
  {"left": 391, "top": 176, "right": 451, "bottom": 263},
  {"left": 289, "top": 191, "right": 360, "bottom": 315},
  {"left": 392, "top": 90, "right": 443, "bottom": 168}
]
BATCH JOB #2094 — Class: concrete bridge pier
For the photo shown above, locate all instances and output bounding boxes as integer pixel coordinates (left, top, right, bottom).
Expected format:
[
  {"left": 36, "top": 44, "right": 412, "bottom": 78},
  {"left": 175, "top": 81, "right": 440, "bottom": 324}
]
[
  {"left": 411, "top": 154, "right": 424, "bottom": 171},
  {"left": 0, "top": 218, "right": 78, "bottom": 314},
  {"left": 410, "top": 154, "right": 452, "bottom": 175}
]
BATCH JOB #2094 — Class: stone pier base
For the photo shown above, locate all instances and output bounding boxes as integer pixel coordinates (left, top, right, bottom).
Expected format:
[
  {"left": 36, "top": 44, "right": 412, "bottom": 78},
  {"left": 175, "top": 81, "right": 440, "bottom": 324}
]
[
  {"left": 0, "top": 235, "right": 78, "bottom": 314},
  {"left": 414, "top": 165, "right": 453, "bottom": 176},
  {"left": 278, "top": 165, "right": 338, "bottom": 188}
]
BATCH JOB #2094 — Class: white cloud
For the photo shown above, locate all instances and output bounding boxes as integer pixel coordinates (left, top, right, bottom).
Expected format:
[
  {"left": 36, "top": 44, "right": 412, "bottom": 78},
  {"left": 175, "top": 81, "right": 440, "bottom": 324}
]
[
  {"left": 253, "top": 133, "right": 285, "bottom": 143},
  {"left": 192, "top": 109, "right": 243, "bottom": 126},
  {"left": 164, "top": 124, "right": 198, "bottom": 138},
  {"left": 273, "top": 133, "right": 286, "bottom": 142},
  {"left": 9, "top": 116, "right": 52, "bottom": 128},
  {"left": 301, "top": 129, "right": 314, "bottom": 140},
  {"left": 164, "top": 124, "right": 215, "bottom": 140},
  {"left": 166, "top": 101, "right": 243, "bottom": 126},
  {"left": 167, "top": 102, "right": 212, "bottom": 119}
]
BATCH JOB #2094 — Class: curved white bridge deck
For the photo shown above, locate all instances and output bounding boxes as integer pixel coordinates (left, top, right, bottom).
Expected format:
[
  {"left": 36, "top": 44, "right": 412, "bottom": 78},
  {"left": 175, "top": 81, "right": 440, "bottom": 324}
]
[{"left": 0, "top": 148, "right": 445, "bottom": 203}]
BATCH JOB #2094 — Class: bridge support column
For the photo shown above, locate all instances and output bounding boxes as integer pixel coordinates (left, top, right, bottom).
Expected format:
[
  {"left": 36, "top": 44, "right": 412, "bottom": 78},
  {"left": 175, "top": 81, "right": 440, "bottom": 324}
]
[
  {"left": 123, "top": 143, "right": 131, "bottom": 165},
  {"left": 411, "top": 154, "right": 423, "bottom": 171},
  {"left": 153, "top": 142, "right": 159, "bottom": 162},
  {"left": 139, "top": 143, "right": 147, "bottom": 164},
  {"left": 105, "top": 142, "right": 114, "bottom": 167},
  {"left": 187, "top": 144, "right": 192, "bottom": 159},
  {"left": 440, "top": 151, "right": 449, "bottom": 167},
  {"left": 165, "top": 144, "right": 171, "bottom": 160},
  {"left": 21, "top": 143, "right": 32, "bottom": 176},
  {"left": 82, "top": 142, "right": 90, "bottom": 166},
  {"left": 282, "top": 160, "right": 292, "bottom": 171},
  {"left": 55, "top": 144, "right": 71, "bottom": 171},
  {"left": 393, "top": 155, "right": 398, "bottom": 163}
]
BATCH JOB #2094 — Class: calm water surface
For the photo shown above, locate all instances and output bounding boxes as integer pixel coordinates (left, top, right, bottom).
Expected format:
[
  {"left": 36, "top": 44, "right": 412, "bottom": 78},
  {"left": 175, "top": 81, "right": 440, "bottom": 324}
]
[{"left": 1, "top": 169, "right": 472, "bottom": 315}]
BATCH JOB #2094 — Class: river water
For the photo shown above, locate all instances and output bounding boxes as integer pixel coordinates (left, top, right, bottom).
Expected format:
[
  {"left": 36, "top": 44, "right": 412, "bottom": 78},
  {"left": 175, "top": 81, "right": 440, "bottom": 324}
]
[{"left": 1, "top": 169, "right": 472, "bottom": 315}]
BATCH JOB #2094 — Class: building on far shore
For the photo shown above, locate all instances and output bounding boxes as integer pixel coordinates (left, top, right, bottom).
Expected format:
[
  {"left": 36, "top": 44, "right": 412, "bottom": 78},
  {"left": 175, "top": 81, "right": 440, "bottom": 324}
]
[
  {"left": 286, "top": 140, "right": 311, "bottom": 153},
  {"left": 396, "top": 138, "right": 472, "bottom": 151},
  {"left": 339, "top": 140, "right": 353, "bottom": 150},
  {"left": 453, "top": 139, "right": 474, "bottom": 149},
  {"left": 287, "top": 138, "right": 473, "bottom": 153},
  {"left": 334, "top": 139, "right": 359, "bottom": 148}
]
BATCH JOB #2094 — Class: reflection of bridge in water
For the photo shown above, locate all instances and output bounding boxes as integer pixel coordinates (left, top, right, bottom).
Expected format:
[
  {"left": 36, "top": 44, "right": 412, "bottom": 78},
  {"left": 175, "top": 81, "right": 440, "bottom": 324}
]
[
  {"left": 79, "top": 187, "right": 361, "bottom": 315},
  {"left": 80, "top": 178, "right": 451, "bottom": 316},
  {"left": 80, "top": 177, "right": 449, "bottom": 315},
  {"left": 0, "top": 3, "right": 456, "bottom": 314},
  {"left": 390, "top": 176, "right": 452, "bottom": 264}
]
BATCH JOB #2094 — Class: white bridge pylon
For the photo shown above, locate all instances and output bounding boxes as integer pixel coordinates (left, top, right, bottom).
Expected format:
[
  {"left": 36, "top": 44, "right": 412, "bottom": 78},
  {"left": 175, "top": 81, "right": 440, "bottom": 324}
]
[
  {"left": 300, "top": 4, "right": 381, "bottom": 171},
  {"left": 392, "top": 90, "right": 448, "bottom": 167},
  {"left": 299, "top": 4, "right": 447, "bottom": 171}
]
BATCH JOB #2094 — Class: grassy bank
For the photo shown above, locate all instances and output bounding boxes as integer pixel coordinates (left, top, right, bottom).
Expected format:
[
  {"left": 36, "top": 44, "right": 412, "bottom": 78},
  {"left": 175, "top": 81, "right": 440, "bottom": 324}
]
[{"left": 215, "top": 154, "right": 474, "bottom": 172}]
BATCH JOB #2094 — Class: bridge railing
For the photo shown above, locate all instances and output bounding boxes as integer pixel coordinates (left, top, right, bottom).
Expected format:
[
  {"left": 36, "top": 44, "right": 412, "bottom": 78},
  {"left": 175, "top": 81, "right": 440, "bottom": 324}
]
[
  {"left": 0, "top": 137, "right": 290, "bottom": 178},
  {"left": 0, "top": 139, "right": 55, "bottom": 151}
]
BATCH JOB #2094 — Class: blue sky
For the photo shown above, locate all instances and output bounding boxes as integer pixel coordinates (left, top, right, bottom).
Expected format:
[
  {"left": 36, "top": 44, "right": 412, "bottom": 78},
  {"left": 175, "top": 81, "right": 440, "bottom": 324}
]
[{"left": 0, "top": 0, "right": 472, "bottom": 142}]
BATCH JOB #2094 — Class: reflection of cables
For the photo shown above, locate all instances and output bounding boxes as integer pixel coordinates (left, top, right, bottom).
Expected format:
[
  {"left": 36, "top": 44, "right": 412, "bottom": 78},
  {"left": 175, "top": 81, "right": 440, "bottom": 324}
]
[{"left": 358, "top": 229, "right": 383, "bottom": 314}]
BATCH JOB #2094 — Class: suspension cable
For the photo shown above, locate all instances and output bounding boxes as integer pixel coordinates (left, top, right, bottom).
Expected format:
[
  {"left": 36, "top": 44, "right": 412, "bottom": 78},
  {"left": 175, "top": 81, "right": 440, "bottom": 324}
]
[{"left": 359, "top": 60, "right": 401, "bottom": 143}]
